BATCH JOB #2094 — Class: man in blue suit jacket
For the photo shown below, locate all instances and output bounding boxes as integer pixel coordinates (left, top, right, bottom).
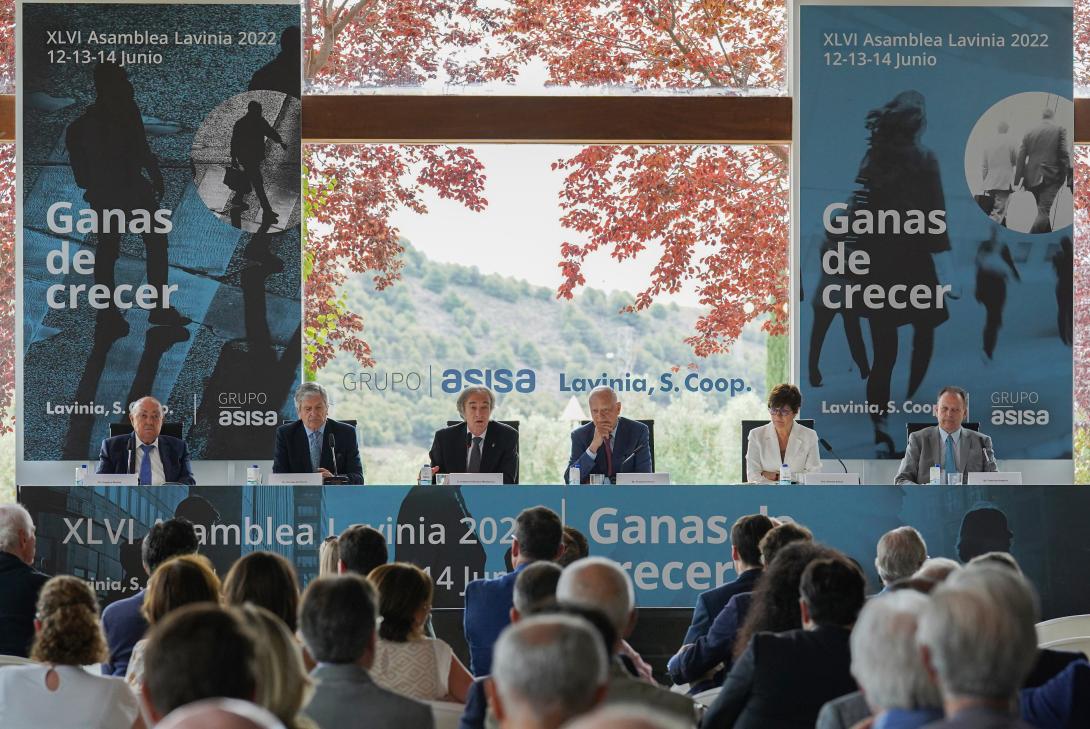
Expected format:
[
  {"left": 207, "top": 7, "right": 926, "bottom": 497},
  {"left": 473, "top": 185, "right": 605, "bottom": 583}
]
[
  {"left": 273, "top": 382, "right": 363, "bottom": 484},
  {"left": 564, "top": 387, "right": 651, "bottom": 483},
  {"left": 463, "top": 506, "right": 563, "bottom": 676},
  {"left": 96, "top": 396, "right": 195, "bottom": 485}
]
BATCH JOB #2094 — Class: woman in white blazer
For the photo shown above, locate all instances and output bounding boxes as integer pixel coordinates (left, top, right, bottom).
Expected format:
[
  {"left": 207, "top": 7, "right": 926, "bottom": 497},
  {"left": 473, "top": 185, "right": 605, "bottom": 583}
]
[{"left": 747, "top": 384, "right": 822, "bottom": 484}]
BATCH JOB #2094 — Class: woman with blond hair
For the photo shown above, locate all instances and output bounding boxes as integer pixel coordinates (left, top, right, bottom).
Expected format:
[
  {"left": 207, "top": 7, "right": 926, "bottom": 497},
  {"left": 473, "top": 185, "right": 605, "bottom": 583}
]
[
  {"left": 232, "top": 603, "right": 318, "bottom": 729},
  {"left": 126, "top": 553, "right": 220, "bottom": 692},
  {"left": 0, "top": 575, "right": 144, "bottom": 728},
  {"left": 318, "top": 535, "right": 339, "bottom": 577}
]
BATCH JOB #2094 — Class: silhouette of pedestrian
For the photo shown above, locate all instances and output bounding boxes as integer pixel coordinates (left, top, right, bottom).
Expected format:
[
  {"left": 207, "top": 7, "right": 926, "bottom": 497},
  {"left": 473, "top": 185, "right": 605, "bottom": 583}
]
[
  {"left": 1053, "top": 236, "right": 1073, "bottom": 346},
  {"left": 980, "top": 121, "right": 1017, "bottom": 224},
  {"left": 1014, "top": 105, "right": 1071, "bottom": 234},
  {"left": 248, "top": 26, "right": 301, "bottom": 98},
  {"left": 229, "top": 101, "right": 288, "bottom": 222},
  {"left": 974, "top": 230, "right": 1020, "bottom": 361}
]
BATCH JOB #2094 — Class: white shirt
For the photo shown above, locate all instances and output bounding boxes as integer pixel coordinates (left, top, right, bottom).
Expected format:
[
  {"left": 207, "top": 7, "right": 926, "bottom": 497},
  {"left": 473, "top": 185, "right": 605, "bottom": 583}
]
[
  {"left": 134, "top": 438, "right": 166, "bottom": 485},
  {"left": 465, "top": 424, "right": 488, "bottom": 470},
  {"left": 0, "top": 664, "right": 140, "bottom": 729},
  {"left": 746, "top": 422, "right": 822, "bottom": 484}
]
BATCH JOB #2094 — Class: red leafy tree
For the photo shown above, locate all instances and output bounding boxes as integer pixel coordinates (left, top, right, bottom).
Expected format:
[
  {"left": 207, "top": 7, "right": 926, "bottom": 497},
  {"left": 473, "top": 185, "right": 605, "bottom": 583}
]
[
  {"left": 1074, "top": 149, "right": 1090, "bottom": 422},
  {"left": 0, "top": 145, "right": 12, "bottom": 431}
]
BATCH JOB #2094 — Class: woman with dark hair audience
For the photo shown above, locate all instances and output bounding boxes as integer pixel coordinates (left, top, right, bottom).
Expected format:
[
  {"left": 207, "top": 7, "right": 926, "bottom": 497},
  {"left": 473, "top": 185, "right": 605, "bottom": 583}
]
[
  {"left": 222, "top": 550, "right": 301, "bottom": 632},
  {"left": 0, "top": 575, "right": 144, "bottom": 728}
]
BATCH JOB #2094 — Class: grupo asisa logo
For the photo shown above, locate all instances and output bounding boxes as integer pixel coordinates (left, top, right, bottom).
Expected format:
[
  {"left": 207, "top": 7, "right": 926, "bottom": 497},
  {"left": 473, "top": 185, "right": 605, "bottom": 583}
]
[
  {"left": 990, "top": 391, "right": 1049, "bottom": 426},
  {"left": 341, "top": 367, "right": 537, "bottom": 395},
  {"left": 441, "top": 368, "right": 536, "bottom": 394},
  {"left": 218, "top": 392, "right": 279, "bottom": 426}
]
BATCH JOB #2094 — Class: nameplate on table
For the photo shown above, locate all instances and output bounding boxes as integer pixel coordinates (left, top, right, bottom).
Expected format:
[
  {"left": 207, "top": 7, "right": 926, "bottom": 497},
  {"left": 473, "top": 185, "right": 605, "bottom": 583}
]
[
  {"left": 85, "top": 473, "right": 138, "bottom": 486},
  {"left": 267, "top": 473, "right": 323, "bottom": 486},
  {"left": 966, "top": 472, "right": 1023, "bottom": 485},
  {"left": 447, "top": 473, "right": 504, "bottom": 485},
  {"left": 615, "top": 472, "right": 671, "bottom": 485},
  {"left": 802, "top": 473, "right": 861, "bottom": 485}
]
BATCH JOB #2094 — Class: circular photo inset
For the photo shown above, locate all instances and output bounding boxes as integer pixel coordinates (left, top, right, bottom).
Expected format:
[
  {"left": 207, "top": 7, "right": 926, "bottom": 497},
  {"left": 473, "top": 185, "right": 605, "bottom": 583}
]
[
  {"left": 191, "top": 90, "right": 300, "bottom": 233},
  {"left": 964, "top": 92, "right": 1073, "bottom": 234}
]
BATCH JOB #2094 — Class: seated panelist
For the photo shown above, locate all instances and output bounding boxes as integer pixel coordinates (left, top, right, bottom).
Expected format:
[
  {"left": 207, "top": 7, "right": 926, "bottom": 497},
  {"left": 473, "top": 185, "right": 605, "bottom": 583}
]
[
  {"left": 895, "top": 385, "right": 997, "bottom": 485},
  {"left": 97, "top": 396, "right": 196, "bottom": 485},
  {"left": 564, "top": 386, "right": 651, "bottom": 483},
  {"left": 746, "top": 384, "right": 822, "bottom": 484},
  {"left": 429, "top": 385, "right": 519, "bottom": 484},
  {"left": 273, "top": 382, "right": 364, "bottom": 484}
]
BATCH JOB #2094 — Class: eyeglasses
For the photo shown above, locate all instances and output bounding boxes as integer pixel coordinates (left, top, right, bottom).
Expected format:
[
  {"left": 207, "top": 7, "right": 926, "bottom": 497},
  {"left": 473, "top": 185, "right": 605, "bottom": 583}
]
[{"left": 768, "top": 408, "right": 795, "bottom": 417}]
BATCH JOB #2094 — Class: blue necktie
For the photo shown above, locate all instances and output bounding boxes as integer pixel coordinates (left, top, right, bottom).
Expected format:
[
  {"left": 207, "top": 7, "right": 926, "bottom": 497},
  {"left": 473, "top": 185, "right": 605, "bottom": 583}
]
[
  {"left": 944, "top": 434, "right": 957, "bottom": 478},
  {"left": 138, "top": 444, "right": 154, "bottom": 486},
  {"left": 309, "top": 431, "right": 322, "bottom": 471}
]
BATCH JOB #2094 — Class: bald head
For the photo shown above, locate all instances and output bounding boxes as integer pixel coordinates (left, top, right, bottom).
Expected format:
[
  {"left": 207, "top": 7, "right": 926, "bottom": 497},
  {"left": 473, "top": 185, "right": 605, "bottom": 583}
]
[
  {"left": 556, "top": 557, "right": 634, "bottom": 643},
  {"left": 156, "top": 699, "right": 286, "bottom": 729},
  {"left": 129, "top": 395, "right": 165, "bottom": 445},
  {"left": 587, "top": 387, "right": 621, "bottom": 433}
]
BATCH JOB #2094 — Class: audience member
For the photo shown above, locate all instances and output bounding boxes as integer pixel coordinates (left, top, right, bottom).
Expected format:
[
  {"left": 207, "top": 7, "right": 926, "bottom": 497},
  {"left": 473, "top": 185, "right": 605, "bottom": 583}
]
[
  {"left": 486, "top": 615, "right": 609, "bottom": 729},
  {"left": 369, "top": 562, "right": 473, "bottom": 703},
  {"left": 299, "top": 575, "right": 435, "bottom": 729},
  {"left": 967, "top": 551, "right": 1021, "bottom": 573},
  {"left": 0, "top": 575, "right": 142, "bottom": 728},
  {"left": 128, "top": 554, "right": 222, "bottom": 692},
  {"left": 140, "top": 604, "right": 258, "bottom": 725},
  {"left": 103, "top": 517, "right": 198, "bottom": 676},
  {"left": 318, "top": 536, "right": 339, "bottom": 577},
  {"left": 566, "top": 704, "right": 693, "bottom": 729},
  {"left": 465, "top": 505, "right": 563, "bottom": 675},
  {"left": 914, "top": 557, "right": 961, "bottom": 583},
  {"left": 155, "top": 699, "right": 285, "bottom": 729},
  {"left": 337, "top": 524, "right": 388, "bottom": 576},
  {"left": 0, "top": 503, "right": 48, "bottom": 657},
  {"left": 1019, "top": 658, "right": 1090, "bottom": 729},
  {"left": 703, "top": 555, "right": 865, "bottom": 729},
  {"left": 223, "top": 551, "right": 301, "bottom": 632},
  {"left": 557, "top": 557, "right": 698, "bottom": 723},
  {"left": 875, "top": 527, "right": 928, "bottom": 591},
  {"left": 557, "top": 526, "right": 590, "bottom": 568},
  {"left": 916, "top": 565, "right": 1039, "bottom": 729},
  {"left": 758, "top": 522, "right": 813, "bottom": 566},
  {"left": 233, "top": 604, "right": 317, "bottom": 729}
]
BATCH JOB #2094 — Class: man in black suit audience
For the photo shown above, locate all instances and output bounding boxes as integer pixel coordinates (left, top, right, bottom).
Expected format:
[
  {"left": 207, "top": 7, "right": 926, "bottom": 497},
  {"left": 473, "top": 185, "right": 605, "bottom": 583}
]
[
  {"left": 430, "top": 385, "right": 519, "bottom": 484},
  {"left": 702, "top": 555, "right": 864, "bottom": 729},
  {"left": 0, "top": 504, "right": 49, "bottom": 657},
  {"left": 337, "top": 524, "right": 388, "bottom": 576},
  {"left": 273, "top": 382, "right": 363, "bottom": 484},
  {"left": 97, "top": 396, "right": 196, "bottom": 485}
]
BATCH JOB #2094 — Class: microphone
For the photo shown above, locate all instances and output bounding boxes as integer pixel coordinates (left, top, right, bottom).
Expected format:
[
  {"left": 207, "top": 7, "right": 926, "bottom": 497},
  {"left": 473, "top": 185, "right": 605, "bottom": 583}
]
[
  {"left": 127, "top": 445, "right": 133, "bottom": 474},
  {"left": 327, "top": 432, "right": 338, "bottom": 476},
  {"left": 619, "top": 443, "right": 646, "bottom": 468},
  {"left": 819, "top": 438, "right": 849, "bottom": 474}
]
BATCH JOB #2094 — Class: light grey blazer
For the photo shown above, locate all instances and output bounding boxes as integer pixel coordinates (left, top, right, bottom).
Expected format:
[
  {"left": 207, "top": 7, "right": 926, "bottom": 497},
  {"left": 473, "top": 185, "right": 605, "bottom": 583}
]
[
  {"left": 895, "top": 426, "right": 997, "bottom": 485},
  {"left": 304, "top": 663, "right": 435, "bottom": 729}
]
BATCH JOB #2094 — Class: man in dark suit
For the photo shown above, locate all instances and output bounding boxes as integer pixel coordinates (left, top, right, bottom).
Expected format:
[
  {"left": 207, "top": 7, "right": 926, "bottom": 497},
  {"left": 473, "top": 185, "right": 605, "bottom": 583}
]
[
  {"left": 564, "top": 387, "right": 651, "bottom": 483},
  {"left": 300, "top": 574, "right": 435, "bottom": 729},
  {"left": 464, "top": 506, "right": 563, "bottom": 676},
  {"left": 97, "top": 396, "right": 195, "bottom": 485},
  {"left": 0, "top": 504, "right": 49, "bottom": 657},
  {"left": 895, "top": 386, "right": 997, "bottom": 485},
  {"left": 1014, "top": 106, "right": 1071, "bottom": 234},
  {"left": 703, "top": 556, "right": 864, "bottom": 729},
  {"left": 430, "top": 386, "right": 519, "bottom": 484},
  {"left": 273, "top": 382, "right": 363, "bottom": 484},
  {"left": 101, "top": 517, "right": 198, "bottom": 676}
]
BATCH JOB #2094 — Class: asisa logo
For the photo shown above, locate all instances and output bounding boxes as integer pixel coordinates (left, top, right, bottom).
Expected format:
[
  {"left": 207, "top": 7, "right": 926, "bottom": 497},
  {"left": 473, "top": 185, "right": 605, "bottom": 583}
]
[{"left": 441, "top": 368, "right": 536, "bottom": 394}]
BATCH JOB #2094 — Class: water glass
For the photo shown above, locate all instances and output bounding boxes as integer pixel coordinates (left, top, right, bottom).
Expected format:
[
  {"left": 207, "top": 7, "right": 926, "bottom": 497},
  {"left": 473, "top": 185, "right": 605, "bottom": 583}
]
[{"left": 946, "top": 472, "right": 962, "bottom": 486}]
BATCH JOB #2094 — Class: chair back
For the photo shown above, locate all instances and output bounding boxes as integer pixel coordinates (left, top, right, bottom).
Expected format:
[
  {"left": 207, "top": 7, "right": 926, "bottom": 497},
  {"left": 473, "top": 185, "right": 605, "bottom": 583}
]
[
  {"left": 1037, "top": 614, "right": 1090, "bottom": 645},
  {"left": 0, "top": 654, "right": 35, "bottom": 667},
  {"left": 447, "top": 420, "right": 520, "bottom": 431},
  {"left": 905, "top": 421, "right": 980, "bottom": 438},
  {"left": 1039, "top": 635, "right": 1090, "bottom": 660},
  {"left": 109, "top": 422, "right": 184, "bottom": 439},
  {"left": 692, "top": 687, "right": 722, "bottom": 707},
  {"left": 578, "top": 419, "right": 655, "bottom": 472},
  {"left": 428, "top": 701, "right": 464, "bottom": 729},
  {"left": 740, "top": 419, "right": 815, "bottom": 482}
]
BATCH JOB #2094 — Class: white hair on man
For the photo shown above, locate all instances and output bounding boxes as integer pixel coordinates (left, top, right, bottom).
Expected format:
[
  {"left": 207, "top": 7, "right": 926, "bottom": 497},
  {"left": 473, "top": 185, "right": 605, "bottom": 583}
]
[
  {"left": 156, "top": 698, "right": 286, "bottom": 729},
  {"left": 851, "top": 590, "right": 942, "bottom": 713},
  {"left": 875, "top": 526, "right": 928, "bottom": 586},
  {"left": 293, "top": 381, "right": 330, "bottom": 409},
  {"left": 0, "top": 503, "right": 33, "bottom": 554},
  {"left": 916, "top": 565, "right": 1039, "bottom": 703},
  {"left": 913, "top": 557, "right": 960, "bottom": 584},
  {"left": 456, "top": 385, "right": 496, "bottom": 417},
  {"left": 488, "top": 614, "right": 609, "bottom": 729},
  {"left": 565, "top": 704, "right": 692, "bottom": 729},
  {"left": 556, "top": 556, "right": 634, "bottom": 643}
]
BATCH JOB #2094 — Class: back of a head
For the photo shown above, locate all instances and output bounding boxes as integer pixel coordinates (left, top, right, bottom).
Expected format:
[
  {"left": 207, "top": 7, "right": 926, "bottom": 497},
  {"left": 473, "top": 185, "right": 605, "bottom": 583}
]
[
  {"left": 156, "top": 699, "right": 286, "bottom": 729},
  {"left": 31, "top": 575, "right": 106, "bottom": 665},
  {"left": 914, "top": 557, "right": 960, "bottom": 584},
  {"left": 232, "top": 604, "right": 311, "bottom": 727},
  {"left": 917, "top": 565, "right": 1038, "bottom": 701},
  {"left": 318, "top": 537, "right": 339, "bottom": 577},
  {"left": 369, "top": 562, "right": 432, "bottom": 641},
  {"left": 851, "top": 590, "right": 941, "bottom": 712},
  {"left": 0, "top": 503, "right": 33, "bottom": 556},
  {"left": 558, "top": 526, "right": 590, "bottom": 568},
  {"left": 143, "top": 518, "right": 199, "bottom": 573},
  {"left": 492, "top": 615, "right": 608, "bottom": 726},
  {"left": 143, "top": 553, "right": 222, "bottom": 625},
  {"left": 876, "top": 527, "right": 928, "bottom": 585},
  {"left": 514, "top": 560, "right": 563, "bottom": 614},
  {"left": 565, "top": 704, "right": 693, "bottom": 729},
  {"left": 515, "top": 506, "right": 563, "bottom": 561},
  {"left": 731, "top": 514, "right": 775, "bottom": 567},
  {"left": 144, "top": 604, "right": 258, "bottom": 719},
  {"left": 557, "top": 556, "right": 634, "bottom": 639},
  {"left": 800, "top": 556, "right": 866, "bottom": 627},
  {"left": 223, "top": 551, "right": 300, "bottom": 632},
  {"left": 337, "top": 525, "right": 387, "bottom": 576},
  {"left": 299, "top": 574, "right": 377, "bottom": 664},
  {"left": 967, "top": 551, "right": 1022, "bottom": 574},
  {"left": 758, "top": 522, "right": 813, "bottom": 566}
]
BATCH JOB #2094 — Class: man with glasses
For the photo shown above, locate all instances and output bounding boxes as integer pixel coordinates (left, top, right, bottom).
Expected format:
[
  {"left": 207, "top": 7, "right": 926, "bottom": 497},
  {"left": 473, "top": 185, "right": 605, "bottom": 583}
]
[{"left": 746, "top": 383, "right": 822, "bottom": 483}]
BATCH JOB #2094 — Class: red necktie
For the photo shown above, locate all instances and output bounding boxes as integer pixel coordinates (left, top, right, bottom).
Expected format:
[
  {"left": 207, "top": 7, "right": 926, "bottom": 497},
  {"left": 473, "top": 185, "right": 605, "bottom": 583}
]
[{"left": 603, "top": 436, "right": 613, "bottom": 479}]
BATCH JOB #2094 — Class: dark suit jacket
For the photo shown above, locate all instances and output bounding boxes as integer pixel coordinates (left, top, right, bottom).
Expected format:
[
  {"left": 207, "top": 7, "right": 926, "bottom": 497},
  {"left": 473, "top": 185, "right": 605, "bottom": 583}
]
[
  {"left": 683, "top": 568, "right": 762, "bottom": 644},
  {"left": 1015, "top": 119, "right": 1070, "bottom": 188},
  {"left": 96, "top": 433, "right": 195, "bottom": 485},
  {"left": 273, "top": 418, "right": 363, "bottom": 484},
  {"left": 564, "top": 416, "right": 651, "bottom": 483},
  {"left": 1026, "top": 648, "right": 1084, "bottom": 689},
  {"left": 463, "top": 563, "right": 527, "bottom": 676},
  {"left": 702, "top": 625, "right": 856, "bottom": 729},
  {"left": 0, "top": 552, "right": 50, "bottom": 657},
  {"left": 922, "top": 707, "right": 1036, "bottom": 729},
  {"left": 304, "top": 663, "right": 434, "bottom": 729},
  {"left": 101, "top": 589, "right": 148, "bottom": 676},
  {"left": 671, "top": 591, "right": 754, "bottom": 688},
  {"left": 1020, "top": 658, "right": 1090, "bottom": 729},
  {"left": 430, "top": 421, "right": 519, "bottom": 484}
]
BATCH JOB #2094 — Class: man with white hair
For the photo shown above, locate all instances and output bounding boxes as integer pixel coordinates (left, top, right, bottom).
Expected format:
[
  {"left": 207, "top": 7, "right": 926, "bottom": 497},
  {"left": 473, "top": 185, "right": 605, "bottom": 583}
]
[
  {"left": 485, "top": 614, "right": 609, "bottom": 729},
  {"left": 430, "top": 385, "right": 519, "bottom": 483},
  {"left": 564, "top": 386, "right": 651, "bottom": 483},
  {"left": 97, "top": 396, "right": 195, "bottom": 485},
  {"left": 557, "top": 557, "right": 698, "bottom": 723},
  {"left": 565, "top": 704, "right": 692, "bottom": 729},
  {"left": 273, "top": 382, "right": 363, "bottom": 483},
  {"left": 916, "top": 566, "right": 1039, "bottom": 728},
  {"left": 0, "top": 503, "right": 49, "bottom": 657},
  {"left": 155, "top": 698, "right": 286, "bottom": 729},
  {"left": 875, "top": 526, "right": 928, "bottom": 591}
]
